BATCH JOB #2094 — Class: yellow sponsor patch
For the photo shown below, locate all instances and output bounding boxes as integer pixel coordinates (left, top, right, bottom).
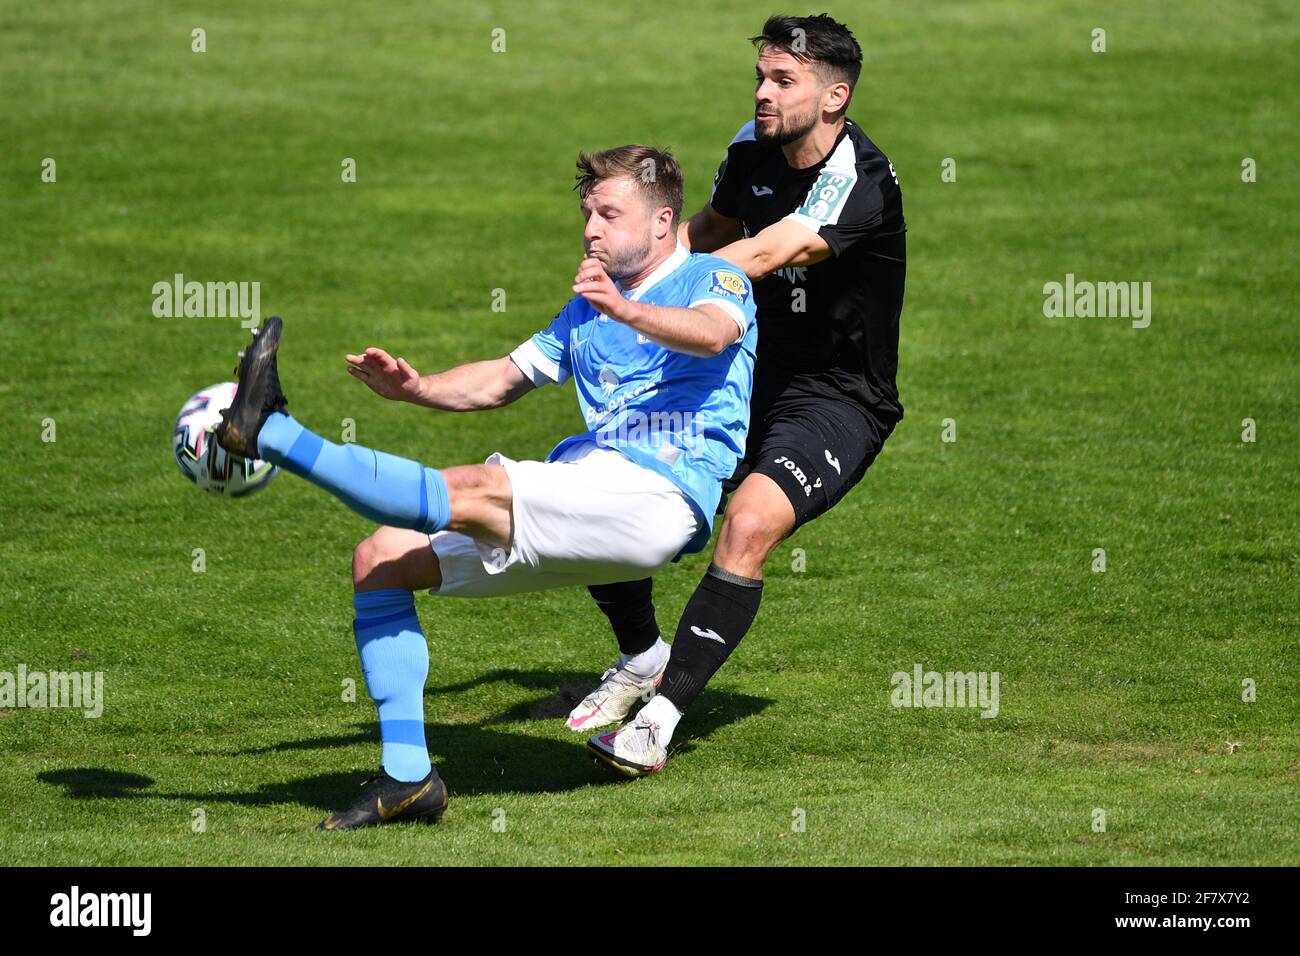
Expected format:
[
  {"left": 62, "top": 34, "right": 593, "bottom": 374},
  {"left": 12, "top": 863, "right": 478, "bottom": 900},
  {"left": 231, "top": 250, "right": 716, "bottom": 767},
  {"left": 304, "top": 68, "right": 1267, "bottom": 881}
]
[{"left": 708, "top": 269, "right": 749, "bottom": 302}]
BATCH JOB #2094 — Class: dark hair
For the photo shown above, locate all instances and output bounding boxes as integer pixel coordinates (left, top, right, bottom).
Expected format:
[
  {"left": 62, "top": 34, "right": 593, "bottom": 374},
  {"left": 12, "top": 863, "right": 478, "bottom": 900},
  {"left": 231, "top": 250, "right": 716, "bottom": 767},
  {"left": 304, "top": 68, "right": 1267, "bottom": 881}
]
[
  {"left": 751, "top": 13, "right": 862, "bottom": 105},
  {"left": 574, "top": 145, "right": 684, "bottom": 224}
]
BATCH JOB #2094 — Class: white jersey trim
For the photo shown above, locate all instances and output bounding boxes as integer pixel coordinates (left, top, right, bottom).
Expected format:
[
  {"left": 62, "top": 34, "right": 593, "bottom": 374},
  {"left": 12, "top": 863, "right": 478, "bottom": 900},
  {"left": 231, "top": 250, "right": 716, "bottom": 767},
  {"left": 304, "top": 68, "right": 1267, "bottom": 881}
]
[
  {"left": 782, "top": 132, "right": 860, "bottom": 232},
  {"left": 689, "top": 297, "right": 747, "bottom": 343},
  {"left": 623, "top": 242, "right": 690, "bottom": 302},
  {"left": 510, "top": 339, "right": 567, "bottom": 386}
]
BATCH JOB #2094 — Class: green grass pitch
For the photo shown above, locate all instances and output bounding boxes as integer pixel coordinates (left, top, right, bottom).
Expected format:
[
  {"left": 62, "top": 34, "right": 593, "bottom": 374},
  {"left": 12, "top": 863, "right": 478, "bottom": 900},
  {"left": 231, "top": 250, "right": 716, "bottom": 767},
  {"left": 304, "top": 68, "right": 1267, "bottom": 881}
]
[{"left": 1, "top": 0, "right": 1296, "bottom": 865}]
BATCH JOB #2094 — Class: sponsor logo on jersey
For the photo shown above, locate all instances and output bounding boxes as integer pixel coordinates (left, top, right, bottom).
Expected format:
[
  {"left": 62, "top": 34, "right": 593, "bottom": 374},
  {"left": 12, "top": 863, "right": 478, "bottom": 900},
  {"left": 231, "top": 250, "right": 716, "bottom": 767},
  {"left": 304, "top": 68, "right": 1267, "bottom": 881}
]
[
  {"left": 797, "top": 172, "right": 855, "bottom": 223},
  {"left": 708, "top": 269, "right": 750, "bottom": 303},
  {"left": 751, "top": 184, "right": 773, "bottom": 196}
]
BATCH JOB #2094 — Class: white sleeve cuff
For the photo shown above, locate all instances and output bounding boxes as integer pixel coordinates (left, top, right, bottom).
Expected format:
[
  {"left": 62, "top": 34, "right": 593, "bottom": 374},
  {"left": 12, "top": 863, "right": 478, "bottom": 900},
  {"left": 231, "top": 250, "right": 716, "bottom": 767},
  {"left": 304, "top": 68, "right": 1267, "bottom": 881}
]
[
  {"left": 690, "top": 297, "right": 748, "bottom": 344},
  {"left": 782, "top": 212, "right": 826, "bottom": 236},
  {"left": 510, "top": 339, "right": 567, "bottom": 386}
]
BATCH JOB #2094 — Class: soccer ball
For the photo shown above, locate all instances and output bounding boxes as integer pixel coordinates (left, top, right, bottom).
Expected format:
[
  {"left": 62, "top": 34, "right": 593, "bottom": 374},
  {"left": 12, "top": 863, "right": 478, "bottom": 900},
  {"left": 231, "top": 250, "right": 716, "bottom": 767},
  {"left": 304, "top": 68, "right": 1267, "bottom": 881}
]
[{"left": 172, "top": 382, "right": 279, "bottom": 497}]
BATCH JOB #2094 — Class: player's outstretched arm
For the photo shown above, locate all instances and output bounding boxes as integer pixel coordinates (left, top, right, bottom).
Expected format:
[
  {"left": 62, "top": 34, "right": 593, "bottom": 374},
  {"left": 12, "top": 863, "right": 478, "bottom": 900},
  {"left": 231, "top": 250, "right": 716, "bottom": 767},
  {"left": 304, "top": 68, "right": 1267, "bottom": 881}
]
[
  {"left": 346, "top": 347, "right": 535, "bottom": 411},
  {"left": 677, "top": 204, "right": 743, "bottom": 253},
  {"left": 713, "top": 219, "right": 831, "bottom": 280}
]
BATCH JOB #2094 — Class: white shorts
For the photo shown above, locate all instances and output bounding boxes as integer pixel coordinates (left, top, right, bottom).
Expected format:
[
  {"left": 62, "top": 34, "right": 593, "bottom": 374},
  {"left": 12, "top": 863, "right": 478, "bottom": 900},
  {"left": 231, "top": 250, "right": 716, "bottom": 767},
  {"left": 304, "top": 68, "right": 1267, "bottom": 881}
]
[{"left": 428, "top": 442, "right": 701, "bottom": 598}]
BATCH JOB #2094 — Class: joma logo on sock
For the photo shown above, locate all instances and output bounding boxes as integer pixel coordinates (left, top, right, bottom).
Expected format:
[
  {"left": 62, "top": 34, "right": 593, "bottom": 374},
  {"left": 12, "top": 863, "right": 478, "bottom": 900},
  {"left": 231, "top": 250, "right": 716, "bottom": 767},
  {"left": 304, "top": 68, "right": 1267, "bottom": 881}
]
[
  {"left": 151, "top": 272, "right": 261, "bottom": 329},
  {"left": 0, "top": 666, "right": 104, "bottom": 718},
  {"left": 1042, "top": 273, "right": 1151, "bottom": 329},
  {"left": 890, "top": 664, "right": 999, "bottom": 718},
  {"left": 50, "top": 886, "right": 151, "bottom": 936}
]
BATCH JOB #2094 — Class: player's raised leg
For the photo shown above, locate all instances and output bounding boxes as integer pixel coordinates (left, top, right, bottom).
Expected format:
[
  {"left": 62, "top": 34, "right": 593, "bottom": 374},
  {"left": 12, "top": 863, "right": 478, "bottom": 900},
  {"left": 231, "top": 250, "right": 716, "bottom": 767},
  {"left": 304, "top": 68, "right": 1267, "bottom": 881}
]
[
  {"left": 214, "top": 316, "right": 513, "bottom": 550},
  {"left": 316, "top": 527, "right": 448, "bottom": 830}
]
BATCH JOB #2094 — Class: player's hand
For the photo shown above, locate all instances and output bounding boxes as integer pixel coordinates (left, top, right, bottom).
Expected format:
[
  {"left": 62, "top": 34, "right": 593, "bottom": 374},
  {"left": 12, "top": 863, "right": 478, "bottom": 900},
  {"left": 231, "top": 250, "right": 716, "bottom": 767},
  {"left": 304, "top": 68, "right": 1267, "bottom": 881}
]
[
  {"left": 573, "top": 257, "right": 629, "bottom": 321},
  {"left": 345, "top": 347, "right": 422, "bottom": 403}
]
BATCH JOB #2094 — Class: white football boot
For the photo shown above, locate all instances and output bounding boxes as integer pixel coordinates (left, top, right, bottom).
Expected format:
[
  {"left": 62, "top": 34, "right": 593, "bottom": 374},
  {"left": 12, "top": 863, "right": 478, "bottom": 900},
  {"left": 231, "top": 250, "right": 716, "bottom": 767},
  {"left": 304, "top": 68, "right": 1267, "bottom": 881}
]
[
  {"left": 587, "top": 712, "right": 668, "bottom": 777},
  {"left": 565, "top": 656, "right": 665, "bottom": 732}
]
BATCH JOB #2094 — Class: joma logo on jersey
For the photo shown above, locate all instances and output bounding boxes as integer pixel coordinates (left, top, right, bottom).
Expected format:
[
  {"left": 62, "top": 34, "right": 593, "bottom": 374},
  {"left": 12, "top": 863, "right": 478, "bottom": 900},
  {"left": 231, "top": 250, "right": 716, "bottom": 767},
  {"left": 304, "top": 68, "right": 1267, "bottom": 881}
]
[
  {"left": 799, "top": 173, "right": 853, "bottom": 222},
  {"left": 708, "top": 270, "right": 749, "bottom": 302}
]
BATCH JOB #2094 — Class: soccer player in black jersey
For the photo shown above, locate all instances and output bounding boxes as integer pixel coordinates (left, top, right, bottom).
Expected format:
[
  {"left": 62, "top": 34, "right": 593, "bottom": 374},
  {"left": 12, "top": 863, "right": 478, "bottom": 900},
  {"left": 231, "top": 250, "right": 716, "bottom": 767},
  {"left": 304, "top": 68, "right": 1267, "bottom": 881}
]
[{"left": 583, "top": 13, "right": 906, "bottom": 777}]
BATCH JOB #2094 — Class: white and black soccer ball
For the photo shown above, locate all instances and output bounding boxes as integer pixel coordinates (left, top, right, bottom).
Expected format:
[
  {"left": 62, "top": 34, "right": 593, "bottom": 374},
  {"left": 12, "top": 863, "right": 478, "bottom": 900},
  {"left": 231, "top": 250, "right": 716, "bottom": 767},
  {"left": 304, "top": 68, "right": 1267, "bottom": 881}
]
[{"left": 172, "top": 382, "right": 279, "bottom": 497}]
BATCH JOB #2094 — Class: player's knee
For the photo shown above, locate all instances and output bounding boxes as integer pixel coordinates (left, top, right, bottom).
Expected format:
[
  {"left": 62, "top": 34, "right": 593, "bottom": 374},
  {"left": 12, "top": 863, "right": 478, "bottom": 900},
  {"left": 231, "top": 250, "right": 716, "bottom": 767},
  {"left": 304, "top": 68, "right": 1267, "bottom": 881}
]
[
  {"left": 441, "top": 464, "right": 494, "bottom": 495},
  {"left": 352, "top": 527, "right": 412, "bottom": 590},
  {"left": 717, "top": 507, "right": 785, "bottom": 563},
  {"left": 352, "top": 534, "right": 384, "bottom": 588}
]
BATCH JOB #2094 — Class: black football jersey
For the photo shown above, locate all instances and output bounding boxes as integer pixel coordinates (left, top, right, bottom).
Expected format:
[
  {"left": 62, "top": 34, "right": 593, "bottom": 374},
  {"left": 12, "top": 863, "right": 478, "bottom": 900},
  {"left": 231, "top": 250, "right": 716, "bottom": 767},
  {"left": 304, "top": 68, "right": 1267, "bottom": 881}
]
[{"left": 709, "top": 118, "right": 906, "bottom": 426}]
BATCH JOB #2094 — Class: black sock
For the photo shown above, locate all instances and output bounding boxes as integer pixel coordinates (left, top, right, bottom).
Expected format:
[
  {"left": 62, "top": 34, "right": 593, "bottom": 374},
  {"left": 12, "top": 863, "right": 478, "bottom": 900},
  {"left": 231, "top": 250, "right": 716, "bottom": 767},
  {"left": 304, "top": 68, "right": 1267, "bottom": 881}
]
[
  {"left": 660, "top": 564, "right": 763, "bottom": 713},
  {"left": 587, "top": 578, "right": 659, "bottom": 657}
]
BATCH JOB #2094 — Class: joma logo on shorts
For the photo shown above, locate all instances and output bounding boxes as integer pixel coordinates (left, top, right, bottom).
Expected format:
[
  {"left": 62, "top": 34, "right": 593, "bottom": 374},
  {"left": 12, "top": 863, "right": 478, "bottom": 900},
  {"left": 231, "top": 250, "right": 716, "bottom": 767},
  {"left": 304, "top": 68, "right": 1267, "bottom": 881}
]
[{"left": 773, "top": 455, "right": 821, "bottom": 497}]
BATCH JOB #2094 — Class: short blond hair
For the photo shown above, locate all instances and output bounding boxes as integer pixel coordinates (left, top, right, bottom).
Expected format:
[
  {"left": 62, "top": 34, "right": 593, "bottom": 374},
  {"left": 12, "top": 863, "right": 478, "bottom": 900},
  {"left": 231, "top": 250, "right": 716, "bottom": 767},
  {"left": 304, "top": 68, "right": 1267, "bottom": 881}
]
[{"left": 574, "top": 145, "right": 684, "bottom": 223}]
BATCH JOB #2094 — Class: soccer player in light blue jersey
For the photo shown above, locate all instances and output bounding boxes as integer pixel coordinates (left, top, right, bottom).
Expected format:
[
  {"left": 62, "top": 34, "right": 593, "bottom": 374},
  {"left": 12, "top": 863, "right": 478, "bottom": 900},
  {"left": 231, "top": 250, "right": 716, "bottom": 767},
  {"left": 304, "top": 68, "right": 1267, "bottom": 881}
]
[{"left": 213, "top": 145, "right": 756, "bottom": 828}]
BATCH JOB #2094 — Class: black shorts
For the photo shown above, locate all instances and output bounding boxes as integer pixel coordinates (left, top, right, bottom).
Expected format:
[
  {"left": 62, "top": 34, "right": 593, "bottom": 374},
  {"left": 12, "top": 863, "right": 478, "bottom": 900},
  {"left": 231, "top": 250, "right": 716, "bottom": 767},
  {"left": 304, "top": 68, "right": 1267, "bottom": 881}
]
[{"left": 723, "top": 396, "right": 890, "bottom": 529}]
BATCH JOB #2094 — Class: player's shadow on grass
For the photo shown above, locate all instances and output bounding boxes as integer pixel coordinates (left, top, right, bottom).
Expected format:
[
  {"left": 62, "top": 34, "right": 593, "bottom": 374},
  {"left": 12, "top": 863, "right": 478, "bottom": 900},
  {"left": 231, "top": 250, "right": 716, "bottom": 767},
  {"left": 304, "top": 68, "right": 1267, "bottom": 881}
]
[
  {"left": 419, "top": 668, "right": 772, "bottom": 795},
  {"left": 234, "top": 667, "right": 769, "bottom": 795},
  {"left": 37, "top": 672, "right": 770, "bottom": 810},
  {"left": 37, "top": 767, "right": 370, "bottom": 813}
]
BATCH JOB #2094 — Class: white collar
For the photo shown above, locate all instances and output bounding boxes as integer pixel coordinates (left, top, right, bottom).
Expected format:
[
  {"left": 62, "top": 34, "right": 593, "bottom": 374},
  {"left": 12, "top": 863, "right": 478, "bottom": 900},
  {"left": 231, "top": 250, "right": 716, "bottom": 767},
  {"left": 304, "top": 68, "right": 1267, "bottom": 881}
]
[{"left": 621, "top": 242, "right": 690, "bottom": 302}]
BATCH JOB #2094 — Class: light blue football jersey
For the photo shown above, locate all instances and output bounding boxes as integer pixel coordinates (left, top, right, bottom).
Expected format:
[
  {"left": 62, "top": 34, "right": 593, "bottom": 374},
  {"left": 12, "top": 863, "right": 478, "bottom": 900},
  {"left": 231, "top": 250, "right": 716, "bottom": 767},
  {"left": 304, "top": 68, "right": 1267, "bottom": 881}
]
[{"left": 510, "top": 243, "right": 757, "bottom": 555}]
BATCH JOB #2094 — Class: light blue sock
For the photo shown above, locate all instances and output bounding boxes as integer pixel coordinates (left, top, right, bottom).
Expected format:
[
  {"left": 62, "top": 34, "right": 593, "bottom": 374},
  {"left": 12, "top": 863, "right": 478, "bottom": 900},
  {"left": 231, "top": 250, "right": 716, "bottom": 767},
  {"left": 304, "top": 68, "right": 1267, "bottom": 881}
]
[
  {"left": 353, "top": 589, "right": 431, "bottom": 783},
  {"left": 257, "top": 412, "right": 452, "bottom": 533}
]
